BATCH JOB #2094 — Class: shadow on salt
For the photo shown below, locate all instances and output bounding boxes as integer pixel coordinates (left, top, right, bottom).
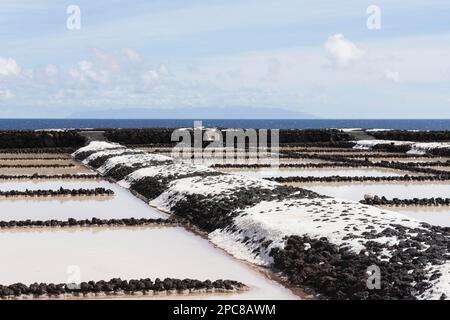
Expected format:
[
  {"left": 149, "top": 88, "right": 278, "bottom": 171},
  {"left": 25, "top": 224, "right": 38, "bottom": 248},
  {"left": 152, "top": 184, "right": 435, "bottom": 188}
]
[{"left": 0, "top": 226, "right": 297, "bottom": 300}]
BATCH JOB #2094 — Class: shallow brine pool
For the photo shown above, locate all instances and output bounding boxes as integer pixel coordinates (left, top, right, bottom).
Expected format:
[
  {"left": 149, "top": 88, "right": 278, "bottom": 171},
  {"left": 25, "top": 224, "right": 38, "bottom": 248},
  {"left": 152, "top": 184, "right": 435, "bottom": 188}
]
[
  {"left": 388, "top": 207, "right": 450, "bottom": 228},
  {"left": 0, "top": 166, "right": 92, "bottom": 175},
  {"left": 219, "top": 167, "right": 409, "bottom": 178},
  {"left": 429, "top": 166, "right": 450, "bottom": 172},
  {"left": 0, "top": 159, "right": 76, "bottom": 165},
  {"left": 0, "top": 180, "right": 114, "bottom": 191},
  {"left": 276, "top": 158, "right": 334, "bottom": 164},
  {"left": 0, "top": 226, "right": 297, "bottom": 300},
  {"left": 0, "top": 153, "right": 70, "bottom": 159},
  {"left": 369, "top": 157, "right": 450, "bottom": 163},
  {"left": 0, "top": 181, "right": 166, "bottom": 220},
  {"left": 299, "top": 182, "right": 450, "bottom": 202}
]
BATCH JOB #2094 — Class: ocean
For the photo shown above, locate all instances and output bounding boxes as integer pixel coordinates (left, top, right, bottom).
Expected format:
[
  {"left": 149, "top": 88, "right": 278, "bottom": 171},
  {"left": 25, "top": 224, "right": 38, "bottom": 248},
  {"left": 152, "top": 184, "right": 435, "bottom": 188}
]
[{"left": 0, "top": 119, "right": 449, "bottom": 131}]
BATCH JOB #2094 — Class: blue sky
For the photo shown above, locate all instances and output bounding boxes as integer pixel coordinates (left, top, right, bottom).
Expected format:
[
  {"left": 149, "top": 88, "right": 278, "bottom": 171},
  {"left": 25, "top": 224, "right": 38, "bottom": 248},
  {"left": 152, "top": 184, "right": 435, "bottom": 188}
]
[{"left": 0, "top": 0, "right": 449, "bottom": 118}]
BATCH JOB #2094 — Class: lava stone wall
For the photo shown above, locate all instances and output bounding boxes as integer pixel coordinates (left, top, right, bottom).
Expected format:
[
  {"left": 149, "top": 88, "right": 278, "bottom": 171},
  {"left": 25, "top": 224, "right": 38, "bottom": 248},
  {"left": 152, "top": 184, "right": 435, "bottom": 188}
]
[
  {"left": 371, "top": 144, "right": 412, "bottom": 153},
  {"left": 104, "top": 129, "right": 174, "bottom": 145},
  {"left": 104, "top": 128, "right": 353, "bottom": 146},
  {"left": 0, "top": 131, "right": 86, "bottom": 149},
  {"left": 0, "top": 174, "right": 101, "bottom": 180},
  {"left": 0, "top": 277, "right": 245, "bottom": 298},
  {"left": 370, "top": 130, "right": 450, "bottom": 142},
  {"left": 279, "top": 129, "right": 352, "bottom": 144}
]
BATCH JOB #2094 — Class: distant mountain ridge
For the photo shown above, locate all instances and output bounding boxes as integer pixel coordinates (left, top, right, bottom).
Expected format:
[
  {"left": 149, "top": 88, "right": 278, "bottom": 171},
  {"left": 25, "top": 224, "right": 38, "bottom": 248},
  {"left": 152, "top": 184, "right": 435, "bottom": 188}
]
[{"left": 68, "top": 107, "right": 317, "bottom": 119}]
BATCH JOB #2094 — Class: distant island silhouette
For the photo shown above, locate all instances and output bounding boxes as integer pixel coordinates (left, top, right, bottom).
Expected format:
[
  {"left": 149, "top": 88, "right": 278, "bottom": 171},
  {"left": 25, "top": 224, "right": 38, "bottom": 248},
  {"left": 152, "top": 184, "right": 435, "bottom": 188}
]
[{"left": 68, "top": 107, "right": 317, "bottom": 120}]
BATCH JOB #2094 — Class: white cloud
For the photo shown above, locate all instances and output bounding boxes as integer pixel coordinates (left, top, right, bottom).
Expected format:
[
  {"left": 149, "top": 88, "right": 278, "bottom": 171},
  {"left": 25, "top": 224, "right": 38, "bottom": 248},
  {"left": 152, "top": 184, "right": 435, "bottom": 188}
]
[
  {"left": 22, "top": 68, "right": 33, "bottom": 79},
  {"left": 384, "top": 68, "right": 401, "bottom": 83},
  {"left": 91, "top": 48, "right": 119, "bottom": 71},
  {"left": 122, "top": 48, "right": 141, "bottom": 62},
  {"left": 141, "top": 69, "right": 160, "bottom": 83},
  {"left": 325, "top": 34, "right": 364, "bottom": 68},
  {"left": 0, "top": 57, "right": 21, "bottom": 76},
  {"left": 261, "top": 58, "right": 282, "bottom": 81},
  {"left": 68, "top": 60, "right": 110, "bottom": 84},
  {"left": 45, "top": 64, "right": 58, "bottom": 77},
  {"left": 141, "top": 64, "right": 169, "bottom": 84},
  {"left": 2, "top": 38, "right": 450, "bottom": 118},
  {"left": 158, "top": 64, "right": 169, "bottom": 76},
  {"left": 0, "top": 88, "right": 12, "bottom": 99}
]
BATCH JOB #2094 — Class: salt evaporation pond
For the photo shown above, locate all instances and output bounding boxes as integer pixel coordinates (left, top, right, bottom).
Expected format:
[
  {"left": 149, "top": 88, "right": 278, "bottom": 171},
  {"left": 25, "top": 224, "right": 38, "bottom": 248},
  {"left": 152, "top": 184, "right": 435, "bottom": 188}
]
[
  {"left": 219, "top": 167, "right": 408, "bottom": 178},
  {"left": 301, "top": 182, "right": 450, "bottom": 202},
  {"left": 429, "top": 166, "right": 450, "bottom": 172},
  {"left": 0, "top": 159, "right": 75, "bottom": 165},
  {"left": 369, "top": 157, "right": 450, "bottom": 163},
  {"left": 0, "top": 226, "right": 297, "bottom": 300},
  {"left": 0, "top": 181, "right": 166, "bottom": 220},
  {"left": 0, "top": 166, "right": 92, "bottom": 175},
  {"left": 0, "top": 180, "right": 113, "bottom": 191},
  {"left": 390, "top": 207, "right": 450, "bottom": 228},
  {"left": 178, "top": 157, "right": 328, "bottom": 166},
  {"left": 275, "top": 158, "right": 332, "bottom": 164},
  {"left": 0, "top": 153, "right": 70, "bottom": 159}
]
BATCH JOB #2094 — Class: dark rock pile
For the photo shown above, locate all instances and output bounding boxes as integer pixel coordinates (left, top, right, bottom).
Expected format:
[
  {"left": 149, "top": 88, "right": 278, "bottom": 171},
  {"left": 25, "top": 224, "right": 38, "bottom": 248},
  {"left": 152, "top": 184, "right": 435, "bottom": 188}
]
[
  {"left": 0, "top": 277, "right": 246, "bottom": 299},
  {"left": 73, "top": 147, "right": 124, "bottom": 161},
  {"left": 152, "top": 173, "right": 450, "bottom": 300},
  {"left": 73, "top": 142, "right": 450, "bottom": 300},
  {"left": 429, "top": 148, "right": 450, "bottom": 157},
  {"left": 85, "top": 151, "right": 145, "bottom": 168},
  {"left": 0, "top": 174, "right": 101, "bottom": 180},
  {"left": 371, "top": 144, "right": 413, "bottom": 153},
  {"left": 0, "top": 187, "right": 114, "bottom": 198},
  {"left": 129, "top": 177, "right": 168, "bottom": 200},
  {"left": 361, "top": 196, "right": 450, "bottom": 207},
  {"left": 171, "top": 185, "right": 322, "bottom": 233},
  {"left": 0, "top": 217, "right": 176, "bottom": 229},
  {"left": 270, "top": 230, "right": 449, "bottom": 300},
  {"left": 129, "top": 172, "right": 223, "bottom": 201},
  {"left": 104, "top": 160, "right": 173, "bottom": 181}
]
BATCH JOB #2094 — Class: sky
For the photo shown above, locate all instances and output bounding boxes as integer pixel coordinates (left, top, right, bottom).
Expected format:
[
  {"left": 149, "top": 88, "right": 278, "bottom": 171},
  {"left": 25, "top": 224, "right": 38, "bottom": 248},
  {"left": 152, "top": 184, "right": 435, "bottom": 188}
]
[{"left": 0, "top": 0, "right": 449, "bottom": 118}]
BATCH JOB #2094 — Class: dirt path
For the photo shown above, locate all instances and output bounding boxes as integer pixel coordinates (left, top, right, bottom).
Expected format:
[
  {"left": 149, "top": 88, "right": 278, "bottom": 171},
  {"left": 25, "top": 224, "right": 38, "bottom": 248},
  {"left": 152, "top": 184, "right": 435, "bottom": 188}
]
[
  {"left": 347, "top": 130, "right": 375, "bottom": 140},
  {"left": 78, "top": 131, "right": 107, "bottom": 142}
]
